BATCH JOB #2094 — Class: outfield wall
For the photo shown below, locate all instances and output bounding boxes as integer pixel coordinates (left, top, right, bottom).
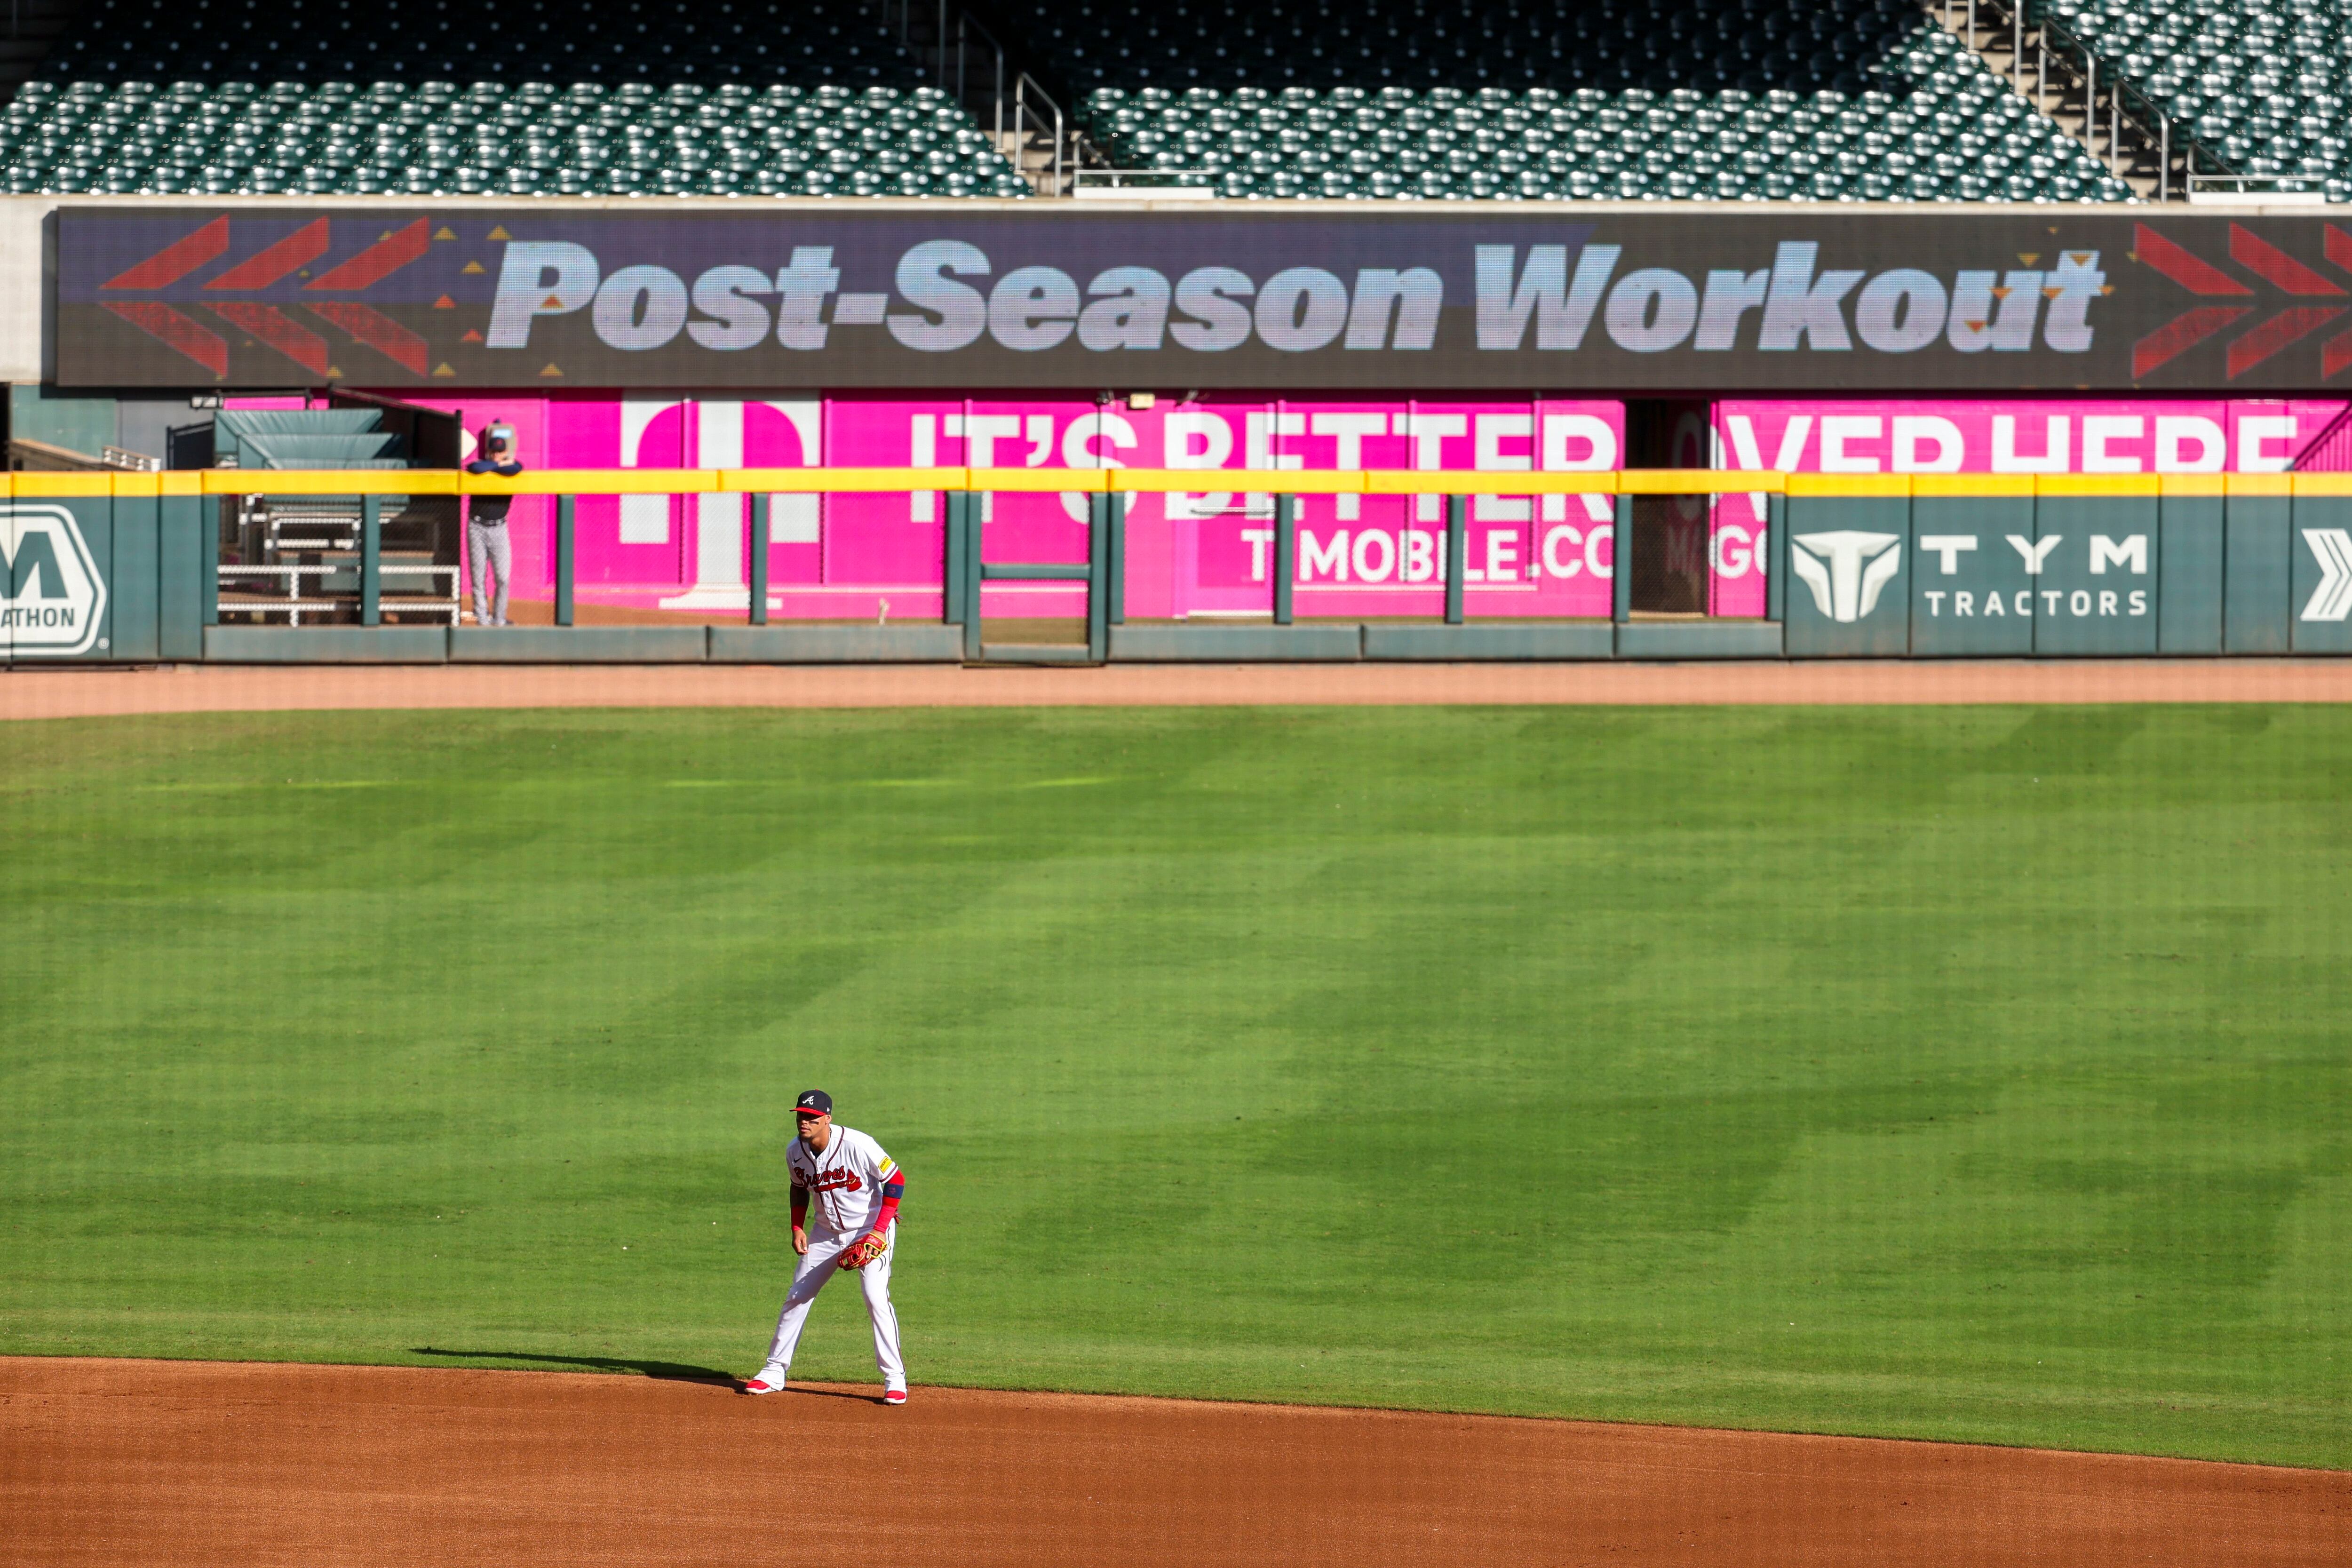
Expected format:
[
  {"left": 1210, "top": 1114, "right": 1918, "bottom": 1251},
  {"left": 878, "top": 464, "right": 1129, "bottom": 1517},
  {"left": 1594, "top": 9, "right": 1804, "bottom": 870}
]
[
  {"left": 202, "top": 391, "right": 2352, "bottom": 629},
  {"left": 8, "top": 466, "right": 2352, "bottom": 665}
]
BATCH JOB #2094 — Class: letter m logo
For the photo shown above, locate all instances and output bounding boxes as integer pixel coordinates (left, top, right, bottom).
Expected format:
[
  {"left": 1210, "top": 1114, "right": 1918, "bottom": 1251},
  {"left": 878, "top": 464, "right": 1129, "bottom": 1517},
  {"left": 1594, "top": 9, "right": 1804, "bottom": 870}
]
[
  {"left": 0, "top": 505, "right": 108, "bottom": 657},
  {"left": 4, "top": 529, "right": 66, "bottom": 598}
]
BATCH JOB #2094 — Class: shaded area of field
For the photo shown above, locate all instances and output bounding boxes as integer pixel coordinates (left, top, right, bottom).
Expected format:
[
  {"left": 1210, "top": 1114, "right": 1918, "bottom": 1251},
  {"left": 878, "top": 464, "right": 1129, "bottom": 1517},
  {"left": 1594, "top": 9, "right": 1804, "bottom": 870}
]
[
  {"left": 5, "top": 1358, "right": 2345, "bottom": 1568},
  {"left": 2, "top": 706, "right": 2348, "bottom": 1465}
]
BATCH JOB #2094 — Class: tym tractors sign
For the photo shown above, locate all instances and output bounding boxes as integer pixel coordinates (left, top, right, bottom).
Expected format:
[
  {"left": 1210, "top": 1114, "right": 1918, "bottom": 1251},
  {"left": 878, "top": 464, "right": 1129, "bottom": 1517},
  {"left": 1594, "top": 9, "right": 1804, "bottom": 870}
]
[
  {"left": 51, "top": 207, "right": 2352, "bottom": 392},
  {"left": 0, "top": 505, "right": 107, "bottom": 656}
]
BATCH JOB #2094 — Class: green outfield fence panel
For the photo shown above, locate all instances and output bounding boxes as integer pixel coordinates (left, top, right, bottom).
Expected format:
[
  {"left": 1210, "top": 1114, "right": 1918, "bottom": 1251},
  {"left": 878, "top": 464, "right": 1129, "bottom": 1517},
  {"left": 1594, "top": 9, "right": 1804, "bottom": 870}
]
[
  {"left": 106, "top": 491, "right": 160, "bottom": 662},
  {"left": 2289, "top": 493, "right": 2352, "bottom": 653},
  {"left": 1365, "top": 622, "right": 1613, "bottom": 661},
  {"left": 2225, "top": 490, "right": 2294, "bottom": 654},
  {"left": 2031, "top": 489, "right": 2159, "bottom": 657},
  {"left": 1908, "top": 488, "right": 2034, "bottom": 657},
  {"left": 707, "top": 625, "right": 965, "bottom": 663},
  {"left": 58, "top": 496, "right": 114, "bottom": 663},
  {"left": 158, "top": 494, "right": 207, "bottom": 661},
  {"left": 1611, "top": 621, "right": 1785, "bottom": 659},
  {"left": 203, "top": 627, "right": 449, "bottom": 664},
  {"left": 2158, "top": 490, "right": 2225, "bottom": 656},
  {"left": 1783, "top": 489, "right": 1911, "bottom": 658},
  {"left": 448, "top": 626, "right": 709, "bottom": 663},
  {"left": 1108, "top": 623, "right": 1363, "bottom": 661}
]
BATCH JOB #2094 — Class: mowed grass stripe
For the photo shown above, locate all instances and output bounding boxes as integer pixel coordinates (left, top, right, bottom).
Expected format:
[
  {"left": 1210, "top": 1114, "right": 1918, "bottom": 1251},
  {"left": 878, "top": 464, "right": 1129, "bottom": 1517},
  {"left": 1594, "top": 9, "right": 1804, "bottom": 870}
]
[{"left": 0, "top": 705, "right": 2344, "bottom": 1467}]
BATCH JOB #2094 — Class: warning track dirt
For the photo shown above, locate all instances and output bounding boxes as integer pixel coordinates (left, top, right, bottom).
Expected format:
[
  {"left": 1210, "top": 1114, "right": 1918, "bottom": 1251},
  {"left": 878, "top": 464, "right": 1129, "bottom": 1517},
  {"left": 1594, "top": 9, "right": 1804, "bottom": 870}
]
[{"left": 8, "top": 657, "right": 2352, "bottom": 722}]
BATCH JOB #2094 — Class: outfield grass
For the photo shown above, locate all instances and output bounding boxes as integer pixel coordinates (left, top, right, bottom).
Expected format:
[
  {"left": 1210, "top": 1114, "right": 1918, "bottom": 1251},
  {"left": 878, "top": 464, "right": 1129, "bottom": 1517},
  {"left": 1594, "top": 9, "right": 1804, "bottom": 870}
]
[{"left": 2, "top": 704, "right": 2346, "bottom": 1467}]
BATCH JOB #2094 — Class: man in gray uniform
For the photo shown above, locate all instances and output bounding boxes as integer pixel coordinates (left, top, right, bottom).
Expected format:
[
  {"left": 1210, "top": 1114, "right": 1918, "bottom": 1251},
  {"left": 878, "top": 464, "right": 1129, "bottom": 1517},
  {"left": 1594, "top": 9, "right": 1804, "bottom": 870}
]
[{"left": 465, "top": 422, "right": 523, "bottom": 627}]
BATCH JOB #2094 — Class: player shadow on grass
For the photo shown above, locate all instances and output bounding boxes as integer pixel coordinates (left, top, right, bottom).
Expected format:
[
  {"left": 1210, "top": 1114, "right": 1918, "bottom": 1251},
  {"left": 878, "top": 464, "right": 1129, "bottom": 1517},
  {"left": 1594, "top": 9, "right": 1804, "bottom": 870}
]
[{"left": 408, "top": 1347, "right": 878, "bottom": 1399}]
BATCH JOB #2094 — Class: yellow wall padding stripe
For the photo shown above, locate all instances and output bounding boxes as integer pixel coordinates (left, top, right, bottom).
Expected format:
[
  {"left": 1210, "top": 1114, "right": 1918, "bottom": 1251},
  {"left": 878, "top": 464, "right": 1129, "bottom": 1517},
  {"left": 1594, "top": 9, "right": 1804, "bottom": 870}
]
[
  {"left": 5, "top": 472, "right": 118, "bottom": 496},
  {"left": 2159, "top": 475, "right": 2230, "bottom": 498},
  {"left": 2037, "top": 474, "right": 2162, "bottom": 498},
  {"left": 46, "top": 467, "right": 2336, "bottom": 501},
  {"left": 1786, "top": 473, "right": 1912, "bottom": 498},
  {"left": 1912, "top": 473, "right": 2036, "bottom": 498},
  {"left": 1112, "top": 468, "right": 1367, "bottom": 494},
  {"left": 723, "top": 467, "right": 969, "bottom": 493},
  {"left": 968, "top": 466, "right": 1112, "bottom": 493},
  {"left": 191, "top": 469, "right": 460, "bottom": 495},
  {"left": 1363, "top": 470, "right": 1624, "bottom": 495},
  {"left": 1619, "top": 469, "right": 1764, "bottom": 495}
]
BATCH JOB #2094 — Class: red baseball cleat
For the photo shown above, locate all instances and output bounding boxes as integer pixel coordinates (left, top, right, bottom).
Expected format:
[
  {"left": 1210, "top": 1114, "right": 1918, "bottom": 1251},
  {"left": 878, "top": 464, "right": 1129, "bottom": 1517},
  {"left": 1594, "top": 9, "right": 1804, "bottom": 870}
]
[
  {"left": 882, "top": 1388, "right": 908, "bottom": 1405},
  {"left": 742, "top": 1377, "right": 786, "bottom": 1395}
]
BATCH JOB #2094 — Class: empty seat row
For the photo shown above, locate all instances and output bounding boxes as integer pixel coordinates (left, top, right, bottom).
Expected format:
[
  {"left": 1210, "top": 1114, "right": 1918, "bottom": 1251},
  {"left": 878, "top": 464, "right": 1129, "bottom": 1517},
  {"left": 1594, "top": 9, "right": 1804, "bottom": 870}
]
[
  {"left": 1, "top": 78, "right": 1029, "bottom": 199},
  {"left": 1058, "top": 2, "right": 2125, "bottom": 202},
  {"left": 45, "top": 0, "right": 923, "bottom": 91}
]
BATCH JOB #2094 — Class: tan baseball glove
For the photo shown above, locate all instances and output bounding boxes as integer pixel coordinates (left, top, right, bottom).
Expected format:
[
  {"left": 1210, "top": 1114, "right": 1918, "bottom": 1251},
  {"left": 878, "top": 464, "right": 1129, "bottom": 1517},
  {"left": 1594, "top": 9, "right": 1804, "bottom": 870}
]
[{"left": 836, "top": 1231, "right": 889, "bottom": 1271}]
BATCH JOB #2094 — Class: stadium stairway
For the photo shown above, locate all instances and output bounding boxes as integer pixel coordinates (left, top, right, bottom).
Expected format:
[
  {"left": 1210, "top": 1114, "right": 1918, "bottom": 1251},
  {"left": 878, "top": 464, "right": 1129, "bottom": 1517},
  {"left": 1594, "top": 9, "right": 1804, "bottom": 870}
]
[
  {"left": 1928, "top": 0, "right": 2352, "bottom": 202},
  {"left": 2022, "top": 0, "right": 2352, "bottom": 202}
]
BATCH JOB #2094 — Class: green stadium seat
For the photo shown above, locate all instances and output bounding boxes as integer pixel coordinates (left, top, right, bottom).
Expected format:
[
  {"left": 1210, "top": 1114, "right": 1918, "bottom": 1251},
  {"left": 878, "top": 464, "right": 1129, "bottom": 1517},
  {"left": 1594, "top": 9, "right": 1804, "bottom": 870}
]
[
  {"left": 2040, "top": 0, "right": 2350, "bottom": 198},
  {"left": 1033, "top": 0, "right": 2128, "bottom": 203},
  {"left": 7, "top": 0, "right": 1028, "bottom": 199}
]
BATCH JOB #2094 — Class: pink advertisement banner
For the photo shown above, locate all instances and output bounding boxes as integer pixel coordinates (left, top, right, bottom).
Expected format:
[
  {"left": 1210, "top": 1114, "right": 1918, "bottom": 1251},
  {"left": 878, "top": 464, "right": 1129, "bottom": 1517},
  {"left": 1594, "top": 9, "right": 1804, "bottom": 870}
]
[{"left": 246, "top": 392, "right": 1625, "bottom": 623}]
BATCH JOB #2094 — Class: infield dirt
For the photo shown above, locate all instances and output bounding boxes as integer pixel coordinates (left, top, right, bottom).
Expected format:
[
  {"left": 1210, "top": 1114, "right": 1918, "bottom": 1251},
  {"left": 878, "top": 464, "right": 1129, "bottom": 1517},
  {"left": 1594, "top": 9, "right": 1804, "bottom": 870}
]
[{"left": 5, "top": 1357, "right": 2346, "bottom": 1568}]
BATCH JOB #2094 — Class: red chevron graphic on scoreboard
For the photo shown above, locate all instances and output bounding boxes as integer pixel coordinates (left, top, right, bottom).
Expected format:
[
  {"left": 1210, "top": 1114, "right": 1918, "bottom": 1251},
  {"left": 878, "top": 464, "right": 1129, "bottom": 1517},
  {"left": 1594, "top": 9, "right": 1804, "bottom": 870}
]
[
  {"left": 303, "top": 220, "right": 431, "bottom": 291},
  {"left": 95, "top": 215, "right": 432, "bottom": 379},
  {"left": 304, "top": 301, "right": 429, "bottom": 375},
  {"left": 2133, "top": 222, "right": 2352, "bottom": 380}
]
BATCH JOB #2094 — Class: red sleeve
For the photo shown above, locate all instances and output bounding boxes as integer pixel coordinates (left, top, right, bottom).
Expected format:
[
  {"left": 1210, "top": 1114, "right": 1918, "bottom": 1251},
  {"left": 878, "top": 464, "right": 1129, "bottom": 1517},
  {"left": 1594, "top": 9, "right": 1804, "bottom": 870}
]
[
  {"left": 791, "top": 1184, "right": 808, "bottom": 1229},
  {"left": 867, "top": 1167, "right": 902, "bottom": 1236}
]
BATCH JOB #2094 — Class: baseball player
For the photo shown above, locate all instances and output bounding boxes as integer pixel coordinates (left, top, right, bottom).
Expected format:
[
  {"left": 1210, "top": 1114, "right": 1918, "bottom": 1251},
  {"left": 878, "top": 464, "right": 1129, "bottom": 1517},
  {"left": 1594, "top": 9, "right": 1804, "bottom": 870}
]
[{"left": 743, "top": 1090, "right": 907, "bottom": 1404}]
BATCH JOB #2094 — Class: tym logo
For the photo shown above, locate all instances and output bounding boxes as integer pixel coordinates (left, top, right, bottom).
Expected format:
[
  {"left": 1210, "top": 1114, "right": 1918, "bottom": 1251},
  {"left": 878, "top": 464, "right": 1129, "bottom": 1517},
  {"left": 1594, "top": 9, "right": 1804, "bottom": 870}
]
[
  {"left": 0, "top": 506, "right": 106, "bottom": 656},
  {"left": 1790, "top": 531, "right": 1901, "bottom": 622}
]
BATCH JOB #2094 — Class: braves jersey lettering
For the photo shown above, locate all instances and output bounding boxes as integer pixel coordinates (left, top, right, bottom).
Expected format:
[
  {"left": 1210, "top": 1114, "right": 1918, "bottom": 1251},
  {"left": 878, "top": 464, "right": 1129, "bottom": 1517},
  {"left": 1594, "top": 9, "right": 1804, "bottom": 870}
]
[{"left": 787, "top": 1125, "right": 900, "bottom": 1238}]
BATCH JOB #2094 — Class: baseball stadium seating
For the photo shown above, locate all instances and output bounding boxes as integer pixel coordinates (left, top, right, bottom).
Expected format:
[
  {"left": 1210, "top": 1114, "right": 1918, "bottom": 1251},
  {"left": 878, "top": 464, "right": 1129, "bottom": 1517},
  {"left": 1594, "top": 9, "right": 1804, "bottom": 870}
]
[
  {"left": 2034, "top": 0, "right": 2352, "bottom": 199},
  {"left": 1037, "top": 0, "right": 2132, "bottom": 200},
  {"left": 0, "top": 0, "right": 2140, "bottom": 202},
  {"left": 0, "top": 0, "right": 1031, "bottom": 197}
]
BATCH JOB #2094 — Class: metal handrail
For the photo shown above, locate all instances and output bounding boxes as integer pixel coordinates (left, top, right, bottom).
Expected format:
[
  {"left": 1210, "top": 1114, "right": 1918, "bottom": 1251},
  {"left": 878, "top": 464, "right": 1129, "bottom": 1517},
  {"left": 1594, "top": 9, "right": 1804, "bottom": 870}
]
[
  {"left": 1013, "top": 71, "right": 1067, "bottom": 196},
  {"left": 886, "top": 0, "right": 1100, "bottom": 197},
  {"left": 1073, "top": 167, "right": 1218, "bottom": 190}
]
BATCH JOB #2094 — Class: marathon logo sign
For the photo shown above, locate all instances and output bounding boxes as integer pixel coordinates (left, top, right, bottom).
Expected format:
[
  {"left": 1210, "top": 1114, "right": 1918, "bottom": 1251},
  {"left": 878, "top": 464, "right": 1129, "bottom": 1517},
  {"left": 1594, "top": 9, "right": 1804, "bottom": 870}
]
[
  {"left": 51, "top": 208, "right": 2352, "bottom": 392},
  {"left": 0, "top": 506, "right": 107, "bottom": 657}
]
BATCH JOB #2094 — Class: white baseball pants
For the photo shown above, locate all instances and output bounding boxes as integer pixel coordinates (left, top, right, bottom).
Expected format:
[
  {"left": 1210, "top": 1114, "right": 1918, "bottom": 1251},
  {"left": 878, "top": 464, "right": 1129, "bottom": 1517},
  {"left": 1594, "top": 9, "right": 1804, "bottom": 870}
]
[{"left": 759, "top": 1226, "right": 905, "bottom": 1393}]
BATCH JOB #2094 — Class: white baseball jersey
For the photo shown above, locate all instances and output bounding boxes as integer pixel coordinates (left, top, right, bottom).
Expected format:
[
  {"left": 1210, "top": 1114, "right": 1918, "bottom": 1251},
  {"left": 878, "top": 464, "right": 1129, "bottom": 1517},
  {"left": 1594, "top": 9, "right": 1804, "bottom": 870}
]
[{"left": 788, "top": 1126, "right": 900, "bottom": 1239}]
